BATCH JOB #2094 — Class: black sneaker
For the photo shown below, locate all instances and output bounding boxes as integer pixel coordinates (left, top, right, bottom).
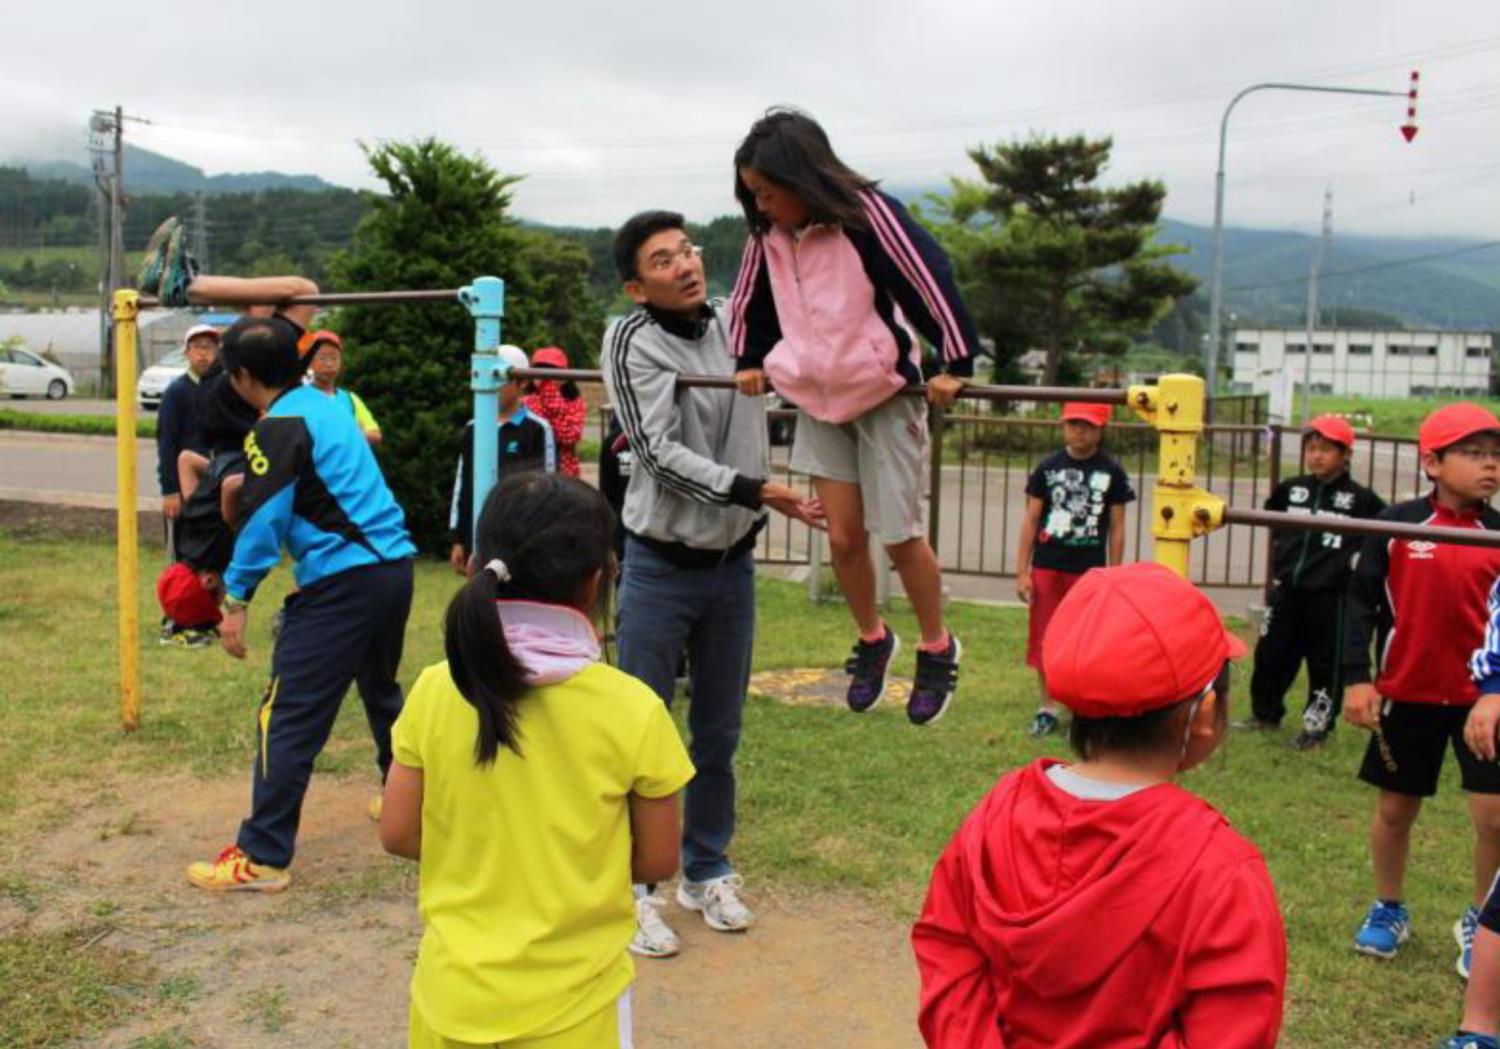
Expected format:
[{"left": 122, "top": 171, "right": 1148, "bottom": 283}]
[
  {"left": 1290, "top": 729, "right": 1330, "bottom": 751},
  {"left": 1028, "top": 709, "right": 1060, "bottom": 737},
  {"left": 907, "top": 635, "right": 961, "bottom": 726},
  {"left": 844, "top": 627, "right": 900, "bottom": 712}
]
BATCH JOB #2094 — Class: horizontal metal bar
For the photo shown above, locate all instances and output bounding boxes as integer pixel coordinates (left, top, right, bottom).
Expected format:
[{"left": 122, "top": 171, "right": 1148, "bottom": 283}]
[
  {"left": 136, "top": 289, "right": 463, "bottom": 308},
  {"left": 510, "top": 368, "right": 1130, "bottom": 405},
  {"left": 1222, "top": 506, "right": 1500, "bottom": 550}
]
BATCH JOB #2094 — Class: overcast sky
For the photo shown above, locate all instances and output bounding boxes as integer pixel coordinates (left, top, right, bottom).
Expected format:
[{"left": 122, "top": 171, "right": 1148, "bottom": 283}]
[{"left": 6, "top": 0, "right": 1499, "bottom": 239}]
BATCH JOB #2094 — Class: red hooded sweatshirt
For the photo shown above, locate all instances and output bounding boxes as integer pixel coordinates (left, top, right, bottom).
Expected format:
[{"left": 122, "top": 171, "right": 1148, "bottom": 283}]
[{"left": 912, "top": 759, "right": 1285, "bottom": 1048}]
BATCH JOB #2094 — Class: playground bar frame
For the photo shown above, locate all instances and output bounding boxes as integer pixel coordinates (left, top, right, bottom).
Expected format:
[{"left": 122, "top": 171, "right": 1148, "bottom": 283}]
[{"left": 106, "top": 281, "right": 1495, "bottom": 732}]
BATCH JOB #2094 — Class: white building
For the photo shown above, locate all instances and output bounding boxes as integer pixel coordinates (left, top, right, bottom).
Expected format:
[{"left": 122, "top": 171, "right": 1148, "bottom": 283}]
[{"left": 1231, "top": 328, "right": 1493, "bottom": 404}]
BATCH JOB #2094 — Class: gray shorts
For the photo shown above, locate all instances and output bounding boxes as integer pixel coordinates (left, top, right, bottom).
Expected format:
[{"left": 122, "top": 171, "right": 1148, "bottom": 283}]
[{"left": 789, "top": 394, "right": 928, "bottom": 545}]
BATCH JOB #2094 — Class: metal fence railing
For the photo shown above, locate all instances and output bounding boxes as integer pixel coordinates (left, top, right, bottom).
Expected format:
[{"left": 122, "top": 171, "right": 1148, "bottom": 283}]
[{"left": 599, "top": 397, "right": 1427, "bottom": 593}]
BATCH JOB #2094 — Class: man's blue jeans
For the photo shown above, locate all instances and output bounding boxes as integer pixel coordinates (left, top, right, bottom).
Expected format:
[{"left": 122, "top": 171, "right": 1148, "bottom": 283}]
[{"left": 616, "top": 536, "right": 755, "bottom": 883}]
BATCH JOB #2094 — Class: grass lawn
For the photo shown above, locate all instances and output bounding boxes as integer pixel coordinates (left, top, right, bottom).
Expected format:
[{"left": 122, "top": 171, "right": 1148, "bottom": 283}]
[
  {"left": 0, "top": 524, "right": 1485, "bottom": 1047},
  {"left": 1309, "top": 394, "right": 1500, "bottom": 439}
]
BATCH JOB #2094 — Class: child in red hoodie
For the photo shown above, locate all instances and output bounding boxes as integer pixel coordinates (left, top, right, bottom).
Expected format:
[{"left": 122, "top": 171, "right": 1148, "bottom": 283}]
[{"left": 912, "top": 562, "right": 1285, "bottom": 1049}]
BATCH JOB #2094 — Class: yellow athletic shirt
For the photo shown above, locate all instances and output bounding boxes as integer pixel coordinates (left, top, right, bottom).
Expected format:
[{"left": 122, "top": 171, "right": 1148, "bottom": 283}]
[{"left": 391, "top": 660, "right": 694, "bottom": 1044}]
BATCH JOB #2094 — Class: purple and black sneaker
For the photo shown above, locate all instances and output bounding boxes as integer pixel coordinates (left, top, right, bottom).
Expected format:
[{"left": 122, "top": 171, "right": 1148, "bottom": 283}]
[
  {"left": 844, "top": 627, "right": 900, "bottom": 712},
  {"left": 908, "top": 634, "right": 962, "bottom": 726}
]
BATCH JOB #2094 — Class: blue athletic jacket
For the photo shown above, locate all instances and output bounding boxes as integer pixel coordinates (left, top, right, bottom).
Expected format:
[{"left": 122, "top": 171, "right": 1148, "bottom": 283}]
[{"left": 224, "top": 385, "right": 414, "bottom": 602}]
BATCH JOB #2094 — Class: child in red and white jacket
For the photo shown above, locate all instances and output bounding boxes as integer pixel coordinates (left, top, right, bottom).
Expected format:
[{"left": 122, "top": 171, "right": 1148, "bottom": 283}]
[
  {"left": 913, "top": 562, "right": 1285, "bottom": 1049},
  {"left": 525, "top": 346, "right": 587, "bottom": 478}
]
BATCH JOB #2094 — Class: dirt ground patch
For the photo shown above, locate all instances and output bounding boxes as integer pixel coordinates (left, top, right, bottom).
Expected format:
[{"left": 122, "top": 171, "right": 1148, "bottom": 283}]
[
  {"left": 3, "top": 772, "right": 921, "bottom": 1048},
  {"left": 0, "top": 498, "right": 162, "bottom": 544}
]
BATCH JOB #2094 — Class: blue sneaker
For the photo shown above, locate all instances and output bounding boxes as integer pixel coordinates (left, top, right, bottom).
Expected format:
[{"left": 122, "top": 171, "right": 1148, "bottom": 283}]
[
  {"left": 1354, "top": 900, "right": 1411, "bottom": 959},
  {"left": 1457, "top": 905, "right": 1480, "bottom": 980},
  {"left": 1443, "top": 1034, "right": 1500, "bottom": 1049},
  {"left": 844, "top": 627, "right": 899, "bottom": 713}
]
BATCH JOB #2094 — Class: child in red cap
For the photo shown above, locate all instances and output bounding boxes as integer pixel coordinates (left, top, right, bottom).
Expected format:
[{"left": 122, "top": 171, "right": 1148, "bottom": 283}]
[
  {"left": 1016, "top": 401, "right": 1135, "bottom": 736},
  {"left": 524, "top": 346, "right": 587, "bottom": 478},
  {"left": 1344, "top": 401, "right": 1500, "bottom": 977},
  {"left": 1245, "top": 414, "right": 1384, "bottom": 748},
  {"left": 913, "top": 562, "right": 1285, "bottom": 1049},
  {"left": 155, "top": 562, "right": 224, "bottom": 649}
]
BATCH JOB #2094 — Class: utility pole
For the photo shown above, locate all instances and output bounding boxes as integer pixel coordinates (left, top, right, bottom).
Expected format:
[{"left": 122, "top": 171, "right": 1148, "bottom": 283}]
[
  {"left": 192, "top": 193, "right": 210, "bottom": 273},
  {"left": 1301, "top": 185, "right": 1333, "bottom": 426},
  {"left": 88, "top": 105, "right": 150, "bottom": 397}
]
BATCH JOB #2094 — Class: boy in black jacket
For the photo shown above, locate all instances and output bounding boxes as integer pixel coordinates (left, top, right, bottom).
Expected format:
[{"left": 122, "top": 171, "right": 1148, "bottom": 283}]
[{"left": 1247, "top": 415, "right": 1385, "bottom": 748}]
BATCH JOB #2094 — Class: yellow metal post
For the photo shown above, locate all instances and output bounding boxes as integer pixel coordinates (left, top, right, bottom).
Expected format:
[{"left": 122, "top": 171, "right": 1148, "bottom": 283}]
[
  {"left": 1128, "top": 373, "right": 1224, "bottom": 579},
  {"left": 113, "top": 289, "right": 141, "bottom": 732}
]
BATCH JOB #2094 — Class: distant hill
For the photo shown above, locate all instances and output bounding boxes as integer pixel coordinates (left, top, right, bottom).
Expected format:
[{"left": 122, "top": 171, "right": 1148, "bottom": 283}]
[
  {"left": 18, "top": 143, "right": 340, "bottom": 195},
  {"left": 884, "top": 182, "right": 1498, "bottom": 331}
]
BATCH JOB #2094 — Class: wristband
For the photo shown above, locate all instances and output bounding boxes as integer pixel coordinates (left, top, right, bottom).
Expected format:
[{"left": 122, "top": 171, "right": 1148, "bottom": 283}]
[{"left": 221, "top": 594, "right": 248, "bottom": 614}]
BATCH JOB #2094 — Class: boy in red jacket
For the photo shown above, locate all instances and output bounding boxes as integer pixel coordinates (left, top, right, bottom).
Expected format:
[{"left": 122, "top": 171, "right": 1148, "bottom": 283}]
[
  {"left": 913, "top": 562, "right": 1285, "bottom": 1049},
  {"left": 1344, "top": 402, "right": 1500, "bottom": 979}
]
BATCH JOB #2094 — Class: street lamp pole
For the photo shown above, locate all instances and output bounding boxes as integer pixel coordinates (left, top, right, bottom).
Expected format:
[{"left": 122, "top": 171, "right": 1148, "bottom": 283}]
[{"left": 1205, "top": 81, "right": 1406, "bottom": 405}]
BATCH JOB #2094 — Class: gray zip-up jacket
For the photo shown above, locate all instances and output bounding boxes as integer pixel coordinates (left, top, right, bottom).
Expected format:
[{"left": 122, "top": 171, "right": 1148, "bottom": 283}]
[{"left": 601, "top": 300, "right": 768, "bottom": 553}]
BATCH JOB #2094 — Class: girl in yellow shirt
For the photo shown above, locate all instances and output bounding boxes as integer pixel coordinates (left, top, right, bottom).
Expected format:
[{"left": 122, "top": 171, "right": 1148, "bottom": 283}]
[{"left": 382, "top": 473, "right": 695, "bottom": 1049}]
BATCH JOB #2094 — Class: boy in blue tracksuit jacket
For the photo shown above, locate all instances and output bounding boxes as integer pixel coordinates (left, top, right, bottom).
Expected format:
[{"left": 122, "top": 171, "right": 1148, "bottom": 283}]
[{"left": 185, "top": 313, "right": 417, "bottom": 893}]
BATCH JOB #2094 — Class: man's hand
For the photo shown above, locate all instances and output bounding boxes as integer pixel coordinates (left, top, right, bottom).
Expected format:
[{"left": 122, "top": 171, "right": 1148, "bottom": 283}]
[
  {"left": 1343, "top": 683, "right": 1382, "bottom": 730},
  {"left": 220, "top": 606, "right": 248, "bottom": 660},
  {"left": 1016, "top": 570, "right": 1034, "bottom": 605},
  {"left": 449, "top": 543, "right": 468, "bottom": 576},
  {"left": 735, "top": 369, "right": 767, "bottom": 397},
  {"left": 162, "top": 494, "right": 182, "bottom": 520},
  {"left": 761, "top": 482, "right": 827, "bottom": 530},
  {"left": 1466, "top": 694, "right": 1500, "bottom": 762},
  {"left": 926, "top": 373, "right": 966, "bottom": 409}
]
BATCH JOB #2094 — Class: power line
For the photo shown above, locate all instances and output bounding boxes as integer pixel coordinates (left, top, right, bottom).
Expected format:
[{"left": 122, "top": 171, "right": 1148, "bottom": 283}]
[{"left": 1226, "top": 240, "right": 1500, "bottom": 292}]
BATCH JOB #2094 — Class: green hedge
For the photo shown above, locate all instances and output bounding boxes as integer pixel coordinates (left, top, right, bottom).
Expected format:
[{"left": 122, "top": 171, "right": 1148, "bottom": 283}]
[{"left": 0, "top": 409, "right": 155, "bottom": 438}]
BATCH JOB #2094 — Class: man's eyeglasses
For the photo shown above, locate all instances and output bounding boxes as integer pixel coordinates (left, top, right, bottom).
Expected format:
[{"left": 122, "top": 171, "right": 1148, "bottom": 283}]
[{"left": 645, "top": 243, "right": 702, "bottom": 274}]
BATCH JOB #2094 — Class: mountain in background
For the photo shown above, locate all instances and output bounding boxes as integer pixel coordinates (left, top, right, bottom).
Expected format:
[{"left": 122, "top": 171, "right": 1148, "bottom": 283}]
[
  {"left": 14, "top": 143, "right": 341, "bottom": 195},
  {"left": 884, "top": 182, "right": 1499, "bottom": 332}
]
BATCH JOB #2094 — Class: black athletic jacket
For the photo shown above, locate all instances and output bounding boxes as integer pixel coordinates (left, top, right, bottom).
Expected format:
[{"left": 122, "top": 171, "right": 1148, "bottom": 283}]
[{"left": 1264, "top": 471, "right": 1385, "bottom": 592}]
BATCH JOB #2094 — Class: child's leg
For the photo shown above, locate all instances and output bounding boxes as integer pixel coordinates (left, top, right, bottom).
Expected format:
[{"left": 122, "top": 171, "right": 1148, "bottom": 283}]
[
  {"left": 1036, "top": 672, "right": 1057, "bottom": 715},
  {"left": 1371, "top": 790, "right": 1423, "bottom": 901},
  {"left": 1469, "top": 794, "right": 1500, "bottom": 909},
  {"left": 1460, "top": 923, "right": 1500, "bottom": 1036},
  {"left": 816, "top": 477, "right": 882, "bottom": 637},
  {"left": 187, "top": 275, "right": 320, "bottom": 331},
  {"left": 220, "top": 473, "right": 245, "bottom": 529},
  {"left": 177, "top": 450, "right": 208, "bottom": 502},
  {"left": 885, "top": 536, "right": 947, "bottom": 647},
  {"left": 1248, "top": 586, "right": 1305, "bottom": 726}
]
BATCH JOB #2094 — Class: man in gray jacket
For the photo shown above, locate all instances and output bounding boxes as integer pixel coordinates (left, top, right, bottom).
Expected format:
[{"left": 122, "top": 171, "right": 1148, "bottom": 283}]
[{"left": 604, "top": 210, "right": 821, "bottom": 959}]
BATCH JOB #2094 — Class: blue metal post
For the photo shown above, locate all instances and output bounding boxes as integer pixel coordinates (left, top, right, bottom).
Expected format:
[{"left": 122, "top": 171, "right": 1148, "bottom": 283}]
[{"left": 459, "top": 277, "right": 505, "bottom": 551}]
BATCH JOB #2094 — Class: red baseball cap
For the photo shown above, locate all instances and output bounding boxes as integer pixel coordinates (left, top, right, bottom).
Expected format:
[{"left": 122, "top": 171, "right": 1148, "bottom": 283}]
[
  {"left": 532, "top": 346, "right": 569, "bottom": 369},
  {"left": 1061, "top": 402, "right": 1113, "bottom": 427},
  {"left": 1305, "top": 414, "right": 1356, "bottom": 449},
  {"left": 157, "top": 563, "right": 223, "bottom": 627},
  {"left": 1419, "top": 402, "right": 1500, "bottom": 456},
  {"left": 298, "top": 329, "right": 342, "bottom": 354},
  {"left": 1042, "top": 562, "right": 1247, "bottom": 718}
]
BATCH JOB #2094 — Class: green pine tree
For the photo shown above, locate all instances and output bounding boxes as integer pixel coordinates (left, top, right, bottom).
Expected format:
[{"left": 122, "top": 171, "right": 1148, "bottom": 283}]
[
  {"left": 332, "top": 138, "right": 604, "bottom": 553},
  {"left": 925, "top": 134, "right": 1197, "bottom": 386}
]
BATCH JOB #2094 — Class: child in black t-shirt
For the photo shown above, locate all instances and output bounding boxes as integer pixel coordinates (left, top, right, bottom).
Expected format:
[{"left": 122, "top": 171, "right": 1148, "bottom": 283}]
[{"left": 1016, "top": 402, "right": 1135, "bottom": 737}]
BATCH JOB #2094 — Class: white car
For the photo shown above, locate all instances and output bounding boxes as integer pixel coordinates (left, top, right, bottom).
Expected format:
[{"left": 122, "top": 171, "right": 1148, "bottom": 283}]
[
  {"left": 137, "top": 349, "right": 189, "bottom": 411},
  {"left": 0, "top": 345, "right": 74, "bottom": 400}
]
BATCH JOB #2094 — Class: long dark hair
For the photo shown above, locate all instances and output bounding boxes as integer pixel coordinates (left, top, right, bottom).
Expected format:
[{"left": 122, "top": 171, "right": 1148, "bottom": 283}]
[
  {"left": 733, "top": 107, "right": 876, "bottom": 234},
  {"left": 444, "top": 472, "right": 616, "bottom": 765}
]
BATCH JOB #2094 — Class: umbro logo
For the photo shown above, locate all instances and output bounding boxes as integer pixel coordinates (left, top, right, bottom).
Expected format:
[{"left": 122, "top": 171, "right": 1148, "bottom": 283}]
[{"left": 1407, "top": 540, "right": 1437, "bottom": 560}]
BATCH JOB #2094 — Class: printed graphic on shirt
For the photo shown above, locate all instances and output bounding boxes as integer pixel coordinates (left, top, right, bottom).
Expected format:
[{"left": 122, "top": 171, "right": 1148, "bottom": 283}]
[
  {"left": 1333, "top": 490, "right": 1356, "bottom": 511},
  {"left": 1040, "top": 467, "right": 1115, "bottom": 546},
  {"left": 1289, "top": 485, "right": 1309, "bottom": 505}
]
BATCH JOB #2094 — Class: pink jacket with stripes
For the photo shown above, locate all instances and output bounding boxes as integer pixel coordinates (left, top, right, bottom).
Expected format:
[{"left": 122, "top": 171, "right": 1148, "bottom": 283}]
[{"left": 727, "top": 188, "right": 979, "bottom": 425}]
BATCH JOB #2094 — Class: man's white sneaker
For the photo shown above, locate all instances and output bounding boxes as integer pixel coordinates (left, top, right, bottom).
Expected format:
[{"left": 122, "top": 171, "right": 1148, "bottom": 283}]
[
  {"left": 676, "top": 874, "right": 754, "bottom": 932},
  {"left": 629, "top": 893, "right": 680, "bottom": 958}
]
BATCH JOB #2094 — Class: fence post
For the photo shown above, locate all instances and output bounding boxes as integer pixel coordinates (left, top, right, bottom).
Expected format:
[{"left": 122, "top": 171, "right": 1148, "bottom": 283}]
[
  {"left": 113, "top": 289, "right": 141, "bottom": 732},
  {"left": 1130, "top": 373, "right": 1223, "bottom": 578},
  {"left": 459, "top": 277, "right": 505, "bottom": 547},
  {"left": 1263, "top": 426, "right": 1283, "bottom": 600},
  {"left": 927, "top": 403, "right": 944, "bottom": 552}
]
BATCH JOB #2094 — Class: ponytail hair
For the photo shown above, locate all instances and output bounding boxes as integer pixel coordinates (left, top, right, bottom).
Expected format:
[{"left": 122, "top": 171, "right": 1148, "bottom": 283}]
[{"left": 443, "top": 472, "right": 616, "bottom": 765}]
